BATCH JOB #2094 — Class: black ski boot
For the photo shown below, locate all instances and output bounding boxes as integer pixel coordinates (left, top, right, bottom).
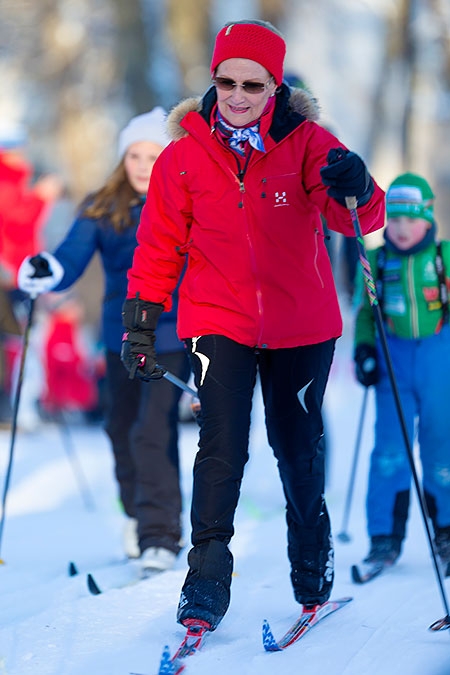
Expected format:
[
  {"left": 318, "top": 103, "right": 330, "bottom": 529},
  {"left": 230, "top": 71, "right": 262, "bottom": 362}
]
[
  {"left": 363, "top": 535, "right": 402, "bottom": 565},
  {"left": 352, "top": 535, "right": 402, "bottom": 584}
]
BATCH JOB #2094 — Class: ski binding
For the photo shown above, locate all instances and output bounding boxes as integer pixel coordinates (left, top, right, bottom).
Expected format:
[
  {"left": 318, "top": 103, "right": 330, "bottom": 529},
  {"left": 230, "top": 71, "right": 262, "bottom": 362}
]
[{"left": 157, "top": 619, "right": 210, "bottom": 674}]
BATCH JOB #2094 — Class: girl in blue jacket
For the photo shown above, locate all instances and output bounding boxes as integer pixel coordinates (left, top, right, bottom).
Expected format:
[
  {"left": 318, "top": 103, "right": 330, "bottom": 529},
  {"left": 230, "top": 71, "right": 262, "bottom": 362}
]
[{"left": 18, "top": 109, "right": 190, "bottom": 576}]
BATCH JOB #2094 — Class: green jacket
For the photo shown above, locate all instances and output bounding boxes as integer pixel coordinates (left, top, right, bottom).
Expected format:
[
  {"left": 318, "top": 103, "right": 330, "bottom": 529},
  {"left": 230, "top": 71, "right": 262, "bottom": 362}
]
[{"left": 354, "top": 239, "right": 450, "bottom": 346}]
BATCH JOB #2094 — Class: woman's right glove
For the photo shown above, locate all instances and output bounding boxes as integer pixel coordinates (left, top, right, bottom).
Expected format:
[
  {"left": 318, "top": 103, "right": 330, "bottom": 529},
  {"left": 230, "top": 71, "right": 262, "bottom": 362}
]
[
  {"left": 121, "top": 297, "right": 164, "bottom": 380},
  {"left": 320, "top": 148, "right": 374, "bottom": 207},
  {"left": 17, "top": 252, "right": 64, "bottom": 296},
  {"left": 354, "top": 343, "right": 379, "bottom": 387}
]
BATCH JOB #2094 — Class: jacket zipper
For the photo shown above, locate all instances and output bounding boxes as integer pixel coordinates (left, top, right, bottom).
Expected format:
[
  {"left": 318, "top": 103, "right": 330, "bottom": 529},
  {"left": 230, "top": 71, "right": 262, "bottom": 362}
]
[
  {"left": 236, "top": 161, "right": 265, "bottom": 346},
  {"left": 314, "top": 229, "right": 324, "bottom": 288},
  {"left": 408, "top": 257, "right": 419, "bottom": 337}
]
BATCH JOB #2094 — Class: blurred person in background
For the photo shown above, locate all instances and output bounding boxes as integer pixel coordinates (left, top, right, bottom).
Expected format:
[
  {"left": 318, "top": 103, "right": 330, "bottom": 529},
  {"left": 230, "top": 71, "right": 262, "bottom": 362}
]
[
  {"left": 17, "top": 109, "right": 190, "bottom": 576},
  {"left": 120, "top": 19, "right": 384, "bottom": 632},
  {"left": 0, "top": 286, "right": 22, "bottom": 427},
  {"left": 353, "top": 173, "right": 450, "bottom": 576},
  {"left": 0, "top": 121, "right": 63, "bottom": 429},
  {"left": 38, "top": 292, "right": 102, "bottom": 422},
  {"left": 0, "top": 122, "right": 63, "bottom": 288}
]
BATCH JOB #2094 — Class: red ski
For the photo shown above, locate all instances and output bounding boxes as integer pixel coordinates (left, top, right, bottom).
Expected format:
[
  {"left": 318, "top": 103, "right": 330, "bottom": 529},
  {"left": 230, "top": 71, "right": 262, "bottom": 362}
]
[
  {"left": 429, "top": 615, "right": 450, "bottom": 632},
  {"left": 263, "top": 597, "right": 353, "bottom": 651}
]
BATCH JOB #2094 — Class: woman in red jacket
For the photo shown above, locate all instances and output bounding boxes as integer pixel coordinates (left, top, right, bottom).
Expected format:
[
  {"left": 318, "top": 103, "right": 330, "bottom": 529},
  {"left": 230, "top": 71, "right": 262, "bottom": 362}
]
[{"left": 122, "top": 20, "right": 385, "bottom": 631}]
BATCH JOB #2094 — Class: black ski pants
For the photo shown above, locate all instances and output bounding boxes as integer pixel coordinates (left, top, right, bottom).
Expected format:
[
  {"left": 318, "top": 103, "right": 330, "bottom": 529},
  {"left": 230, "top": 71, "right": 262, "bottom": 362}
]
[
  {"left": 104, "top": 349, "right": 190, "bottom": 554},
  {"left": 178, "top": 335, "right": 335, "bottom": 629}
]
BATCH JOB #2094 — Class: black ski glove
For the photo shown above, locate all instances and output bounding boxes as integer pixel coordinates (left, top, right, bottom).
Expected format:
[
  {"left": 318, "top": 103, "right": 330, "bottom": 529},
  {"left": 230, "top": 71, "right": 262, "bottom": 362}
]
[
  {"left": 354, "top": 343, "right": 379, "bottom": 387},
  {"left": 121, "top": 297, "right": 164, "bottom": 381},
  {"left": 320, "top": 147, "right": 374, "bottom": 207}
]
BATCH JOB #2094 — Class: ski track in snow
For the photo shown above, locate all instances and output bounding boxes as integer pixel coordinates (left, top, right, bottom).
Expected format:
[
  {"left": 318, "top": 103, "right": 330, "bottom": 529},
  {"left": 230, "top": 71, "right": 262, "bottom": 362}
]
[{"left": 1, "top": 314, "right": 450, "bottom": 674}]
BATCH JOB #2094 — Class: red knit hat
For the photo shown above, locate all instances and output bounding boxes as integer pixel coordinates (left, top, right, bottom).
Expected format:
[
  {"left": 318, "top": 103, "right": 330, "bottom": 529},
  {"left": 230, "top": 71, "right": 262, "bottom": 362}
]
[{"left": 210, "top": 20, "right": 286, "bottom": 86}]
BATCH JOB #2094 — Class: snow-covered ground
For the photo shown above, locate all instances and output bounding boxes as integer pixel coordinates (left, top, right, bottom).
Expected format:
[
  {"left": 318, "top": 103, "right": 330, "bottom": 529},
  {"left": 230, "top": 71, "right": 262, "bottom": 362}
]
[{"left": 1, "top": 304, "right": 450, "bottom": 675}]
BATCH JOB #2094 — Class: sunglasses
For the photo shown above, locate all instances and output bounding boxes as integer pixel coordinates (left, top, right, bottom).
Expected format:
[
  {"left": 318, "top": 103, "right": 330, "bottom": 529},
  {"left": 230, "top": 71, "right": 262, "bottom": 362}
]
[{"left": 213, "top": 76, "right": 274, "bottom": 95}]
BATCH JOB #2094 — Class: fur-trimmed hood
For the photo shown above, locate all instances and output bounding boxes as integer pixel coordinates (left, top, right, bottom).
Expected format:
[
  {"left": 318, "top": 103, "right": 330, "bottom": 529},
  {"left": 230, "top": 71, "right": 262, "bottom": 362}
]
[{"left": 166, "top": 84, "right": 320, "bottom": 143}]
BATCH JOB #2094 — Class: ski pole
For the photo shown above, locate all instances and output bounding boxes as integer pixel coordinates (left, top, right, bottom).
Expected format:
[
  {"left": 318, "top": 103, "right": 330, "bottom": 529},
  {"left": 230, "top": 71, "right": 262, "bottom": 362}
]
[
  {"left": 0, "top": 296, "right": 36, "bottom": 563},
  {"left": 337, "top": 386, "right": 369, "bottom": 543},
  {"left": 160, "top": 368, "right": 200, "bottom": 421},
  {"left": 134, "top": 363, "right": 200, "bottom": 416},
  {"left": 346, "top": 196, "right": 450, "bottom": 627},
  {"left": 161, "top": 369, "right": 198, "bottom": 398},
  {"left": 56, "top": 411, "right": 96, "bottom": 512}
]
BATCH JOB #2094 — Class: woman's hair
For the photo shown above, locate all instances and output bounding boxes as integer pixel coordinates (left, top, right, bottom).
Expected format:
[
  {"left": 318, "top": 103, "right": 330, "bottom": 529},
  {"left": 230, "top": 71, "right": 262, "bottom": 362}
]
[
  {"left": 79, "top": 160, "right": 140, "bottom": 232},
  {"left": 224, "top": 19, "right": 284, "bottom": 39}
]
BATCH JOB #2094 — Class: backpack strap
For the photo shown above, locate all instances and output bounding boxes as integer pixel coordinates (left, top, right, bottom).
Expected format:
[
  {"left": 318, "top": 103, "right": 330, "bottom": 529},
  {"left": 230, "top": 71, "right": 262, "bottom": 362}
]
[
  {"left": 375, "top": 245, "right": 386, "bottom": 316},
  {"left": 435, "top": 241, "right": 449, "bottom": 324}
]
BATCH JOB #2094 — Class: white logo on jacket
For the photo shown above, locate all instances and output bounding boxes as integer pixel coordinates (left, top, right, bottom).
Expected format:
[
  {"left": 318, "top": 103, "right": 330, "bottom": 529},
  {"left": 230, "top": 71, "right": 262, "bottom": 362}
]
[{"left": 274, "top": 191, "right": 289, "bottom": 207}]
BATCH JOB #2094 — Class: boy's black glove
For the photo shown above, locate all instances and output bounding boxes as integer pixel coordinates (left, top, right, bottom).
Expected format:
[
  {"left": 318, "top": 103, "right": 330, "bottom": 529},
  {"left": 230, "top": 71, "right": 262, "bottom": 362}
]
[
  {"left": 354, "top": 343, "right": 379, "bottom": 387},
  {"left": 121, "top": 297, "right": 164, "bottom": 380},
  {"left": 320, "top": 147, "right": 374, "bottom": 207}
]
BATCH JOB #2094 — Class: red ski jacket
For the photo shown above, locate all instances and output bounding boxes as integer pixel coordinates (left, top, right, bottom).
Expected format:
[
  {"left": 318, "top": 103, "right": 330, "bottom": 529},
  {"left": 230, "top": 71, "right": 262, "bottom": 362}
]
[
  {"left": 127, "top": 85, "right": 385, "bottom": 349},
  {"left": 0, "top": 151, "right": 48, "bottom": 283}
]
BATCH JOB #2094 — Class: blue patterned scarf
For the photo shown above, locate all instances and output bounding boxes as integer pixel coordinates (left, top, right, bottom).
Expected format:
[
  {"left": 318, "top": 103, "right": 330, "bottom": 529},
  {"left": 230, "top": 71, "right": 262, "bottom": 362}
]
[{"left": 216, "top": 112, "right": 266, "bottom": 157}]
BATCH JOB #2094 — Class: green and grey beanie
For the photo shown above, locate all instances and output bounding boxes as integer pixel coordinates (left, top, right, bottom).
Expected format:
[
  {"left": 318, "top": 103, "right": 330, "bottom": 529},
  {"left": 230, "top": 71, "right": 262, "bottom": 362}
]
[{"left": 386, "top": 172, "right": 435, "bottom": 223}]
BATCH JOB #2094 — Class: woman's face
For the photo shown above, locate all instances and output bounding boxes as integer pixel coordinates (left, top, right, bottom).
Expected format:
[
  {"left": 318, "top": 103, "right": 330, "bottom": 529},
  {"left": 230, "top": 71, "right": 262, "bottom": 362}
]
[
  {"left": 214, "top": 58, "right": 277, "bottom": 127},
  {"left": 386, "top": 216, "right": 430, "bottom": 250},
  {"left": 123, "top": 140, "right": 164, "bottom": 195}
]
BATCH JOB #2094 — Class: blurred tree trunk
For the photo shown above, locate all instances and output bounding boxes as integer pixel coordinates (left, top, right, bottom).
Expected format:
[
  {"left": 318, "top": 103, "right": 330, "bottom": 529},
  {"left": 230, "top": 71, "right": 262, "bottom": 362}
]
[
  {"left": 369, "top": 0, "right": 450, "bottom": 233},
  {"left": 110, "top": 0, "right": 154, "bottom": 113},
  {"left": 428, "top": 0, "right": 450, "bottom": 231},
  {"left": 166, "top": 0, "right": 288, "bottom": 96},
  {"left": 258, "top": 0, "right": 286, "bottom": 27},
  {"left": 166, "top": 0, "right": 211, "bottom": 95},
  {"left": 397, "top": 0, "right": 416, "bottom": 168},
  {"left": 368, "top": 0, "right": 414, "bottom": 172}
]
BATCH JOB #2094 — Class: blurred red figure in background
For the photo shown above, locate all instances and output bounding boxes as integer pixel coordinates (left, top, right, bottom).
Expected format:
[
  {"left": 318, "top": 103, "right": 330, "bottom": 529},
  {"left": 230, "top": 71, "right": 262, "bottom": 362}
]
[
  {"left": 0, "top": 123, "right": 63, "bottom": 287},
  {"left": 40, "top": 296, "right": 101, "bottom": 417}
]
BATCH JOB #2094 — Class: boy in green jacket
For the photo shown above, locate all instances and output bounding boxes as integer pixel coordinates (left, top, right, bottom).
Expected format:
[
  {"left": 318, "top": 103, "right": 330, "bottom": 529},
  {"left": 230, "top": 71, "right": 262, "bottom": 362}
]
[{"left": 354, "top": 172, "right": 450, "bottom": 575}]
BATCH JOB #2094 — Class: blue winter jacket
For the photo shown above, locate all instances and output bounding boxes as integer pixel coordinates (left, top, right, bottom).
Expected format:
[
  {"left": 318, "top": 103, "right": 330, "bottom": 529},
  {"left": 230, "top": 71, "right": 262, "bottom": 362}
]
[{"left": 52, "top": 199, "right": 184, "bottom": 355}]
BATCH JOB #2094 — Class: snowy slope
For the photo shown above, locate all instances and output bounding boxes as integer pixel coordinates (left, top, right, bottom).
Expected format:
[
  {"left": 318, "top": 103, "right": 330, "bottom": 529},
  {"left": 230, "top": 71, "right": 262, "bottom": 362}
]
[{"left": 0, "top": 308, "right": 450, "bottom": 675}]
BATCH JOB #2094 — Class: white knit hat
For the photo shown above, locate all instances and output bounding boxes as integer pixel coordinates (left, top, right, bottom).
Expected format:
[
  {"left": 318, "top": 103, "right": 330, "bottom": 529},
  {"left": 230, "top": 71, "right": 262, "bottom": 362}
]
[{"left": 117, "top": 107, "right": 169, "bottom": 158}]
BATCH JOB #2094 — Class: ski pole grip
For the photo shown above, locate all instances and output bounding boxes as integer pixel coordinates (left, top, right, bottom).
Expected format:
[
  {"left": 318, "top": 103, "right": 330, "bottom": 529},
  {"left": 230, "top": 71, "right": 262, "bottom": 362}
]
[{"left": 345, "top": 196, "right": 357, "bottom": 210}]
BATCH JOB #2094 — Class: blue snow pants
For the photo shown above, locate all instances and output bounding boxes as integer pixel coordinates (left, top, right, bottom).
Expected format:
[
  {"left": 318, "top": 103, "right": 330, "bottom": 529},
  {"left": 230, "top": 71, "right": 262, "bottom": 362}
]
[{"left": 367, "top": 325, "right": 450, "bottom": 538}]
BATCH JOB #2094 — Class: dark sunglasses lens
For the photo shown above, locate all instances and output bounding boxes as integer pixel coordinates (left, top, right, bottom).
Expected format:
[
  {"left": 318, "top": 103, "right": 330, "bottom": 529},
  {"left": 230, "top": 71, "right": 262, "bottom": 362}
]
[
  {"left": 242, "top": 82, "right": 265, "bottom": 94},
  {"left": 214, "top": 78, "right": 235, "bottom": 91},
  {"left": 214, "top": 78, "right": 267, "bottom": 94}
]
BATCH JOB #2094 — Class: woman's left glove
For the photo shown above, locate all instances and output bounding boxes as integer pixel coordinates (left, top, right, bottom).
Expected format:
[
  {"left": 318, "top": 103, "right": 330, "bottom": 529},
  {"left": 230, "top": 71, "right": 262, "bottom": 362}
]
[
  {"left": 320, "top": 147, "right": 374, "bottom": 207},
  {"left": 17, "top": 252, "right": 64, "bottom": 295},
  {"left": 121, "top": 297, "right": 164, "bottom": 380}
]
